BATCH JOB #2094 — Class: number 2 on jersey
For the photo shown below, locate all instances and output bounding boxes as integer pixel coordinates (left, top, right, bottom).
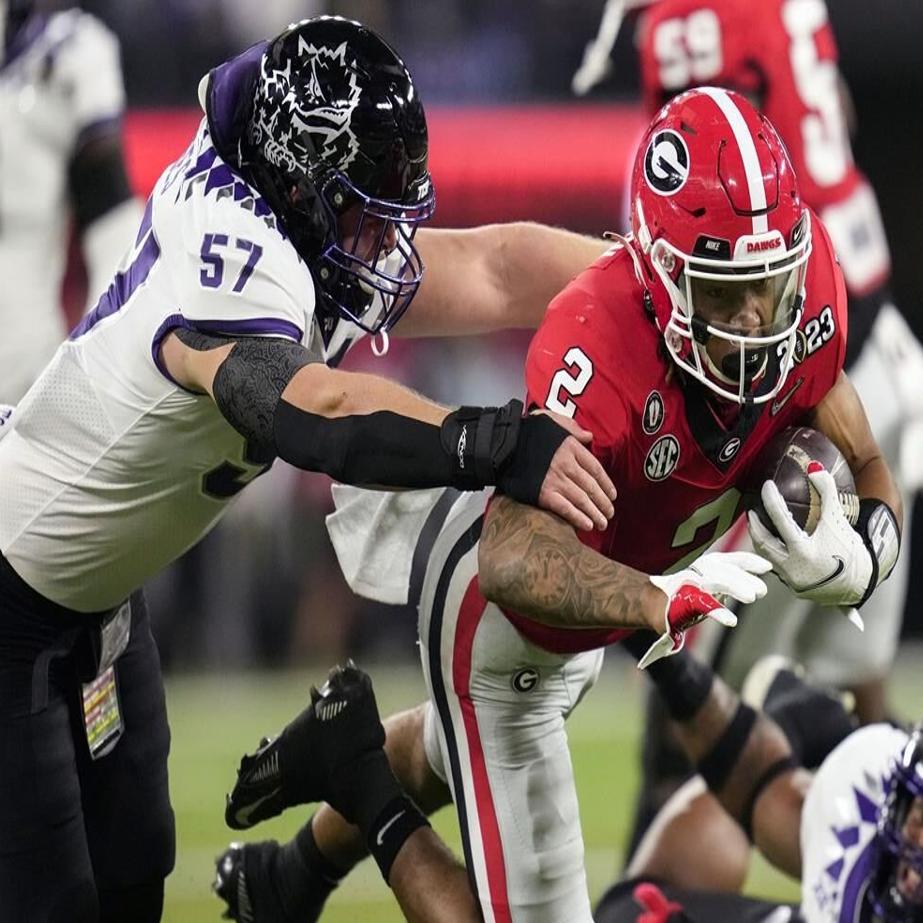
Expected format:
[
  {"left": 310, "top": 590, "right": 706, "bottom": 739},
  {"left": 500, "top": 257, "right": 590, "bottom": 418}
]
[
  {"left": 200, "top": 234, "right": 264, "bottom": 293},
  {"left": 545, "top": 347, "right": 594, "bottom": 418}
]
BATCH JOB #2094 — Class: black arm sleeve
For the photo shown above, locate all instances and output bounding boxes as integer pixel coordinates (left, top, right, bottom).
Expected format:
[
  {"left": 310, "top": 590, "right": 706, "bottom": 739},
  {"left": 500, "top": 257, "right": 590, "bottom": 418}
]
[
  {"left": 176, "top": 328, "right": 313, "bottom": 460},
  {"left": 181, "top": 328, "right": 571, "bottom": 495},
  {"left": 68, "top": 132, "right": 134, "bottom": 230},
  {"left": 273, "top": 398, "right": 570, "bottom": 496},
  {"left": 273, "top": 399, "right": 454, "bottom": 486}
]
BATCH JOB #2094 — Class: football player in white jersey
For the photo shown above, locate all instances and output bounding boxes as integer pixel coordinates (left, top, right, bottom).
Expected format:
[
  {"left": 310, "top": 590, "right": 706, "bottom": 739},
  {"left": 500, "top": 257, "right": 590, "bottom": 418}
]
[
  {"left": 0, "top": 0, "right": 142, "bottom": 403},
  {"left": 0, "top": 17, "right": 619, "bottom": 923}
]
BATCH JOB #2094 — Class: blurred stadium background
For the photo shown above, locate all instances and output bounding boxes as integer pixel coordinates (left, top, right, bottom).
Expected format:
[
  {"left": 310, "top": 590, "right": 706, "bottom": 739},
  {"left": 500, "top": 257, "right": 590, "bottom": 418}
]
[{"left": 31, "top": 0, "right": 923, "bottom": 918}]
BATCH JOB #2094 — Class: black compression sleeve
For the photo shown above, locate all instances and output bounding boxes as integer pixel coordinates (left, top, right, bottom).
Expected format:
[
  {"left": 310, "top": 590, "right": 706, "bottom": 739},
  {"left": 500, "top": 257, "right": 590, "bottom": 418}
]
[
  {"left": 740, "top": 755, "right": 799, "bottom": 840},
  {"left": 273, "top": 398, "right": 572, "bottom": 496},
  {"left": 178, "top": 329, "right": 313, "bottom": 458},
  {"left": 69, "top": 133, "right": 134, "bottom": 230},
  {"left": 188, "top": 328, "right": 572, "bottom": 495},
  {"left": 274, "top": 400, "right": 455, "bottom": 487}
]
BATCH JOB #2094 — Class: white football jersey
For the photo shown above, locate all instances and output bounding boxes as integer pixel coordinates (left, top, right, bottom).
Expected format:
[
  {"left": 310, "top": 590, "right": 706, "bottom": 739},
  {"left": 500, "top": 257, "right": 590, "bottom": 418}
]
[
  {"left": 0, "top": 119, "right": 365, "bottom": 612},
  {"left": 0, "top": 10, "right": 126, "bottom": 404},
  {"left": 800, "top": 723, "right": 908, "bottom": 923}
]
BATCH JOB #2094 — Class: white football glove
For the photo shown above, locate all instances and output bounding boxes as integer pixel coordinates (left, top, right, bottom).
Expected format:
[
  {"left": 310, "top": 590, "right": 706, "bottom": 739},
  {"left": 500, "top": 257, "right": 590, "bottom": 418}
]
[
  {"left": 747, "top": 462, "right": 872, "bottom": 607},
  {"left": 638, "top": 551, "right": 771, "bottom": 670}
]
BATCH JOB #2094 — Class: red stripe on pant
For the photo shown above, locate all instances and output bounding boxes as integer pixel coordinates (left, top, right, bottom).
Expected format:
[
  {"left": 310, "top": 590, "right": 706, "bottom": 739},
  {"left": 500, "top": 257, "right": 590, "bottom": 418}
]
[{"left": 451, "top": 576, "right": 513, "bottom": 923}]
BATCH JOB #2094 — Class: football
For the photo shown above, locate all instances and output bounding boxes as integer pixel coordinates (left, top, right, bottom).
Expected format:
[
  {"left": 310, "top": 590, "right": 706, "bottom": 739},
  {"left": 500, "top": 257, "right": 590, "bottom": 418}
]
[{"left": 745, "top": 427, "right": 859, "bottom": 536}]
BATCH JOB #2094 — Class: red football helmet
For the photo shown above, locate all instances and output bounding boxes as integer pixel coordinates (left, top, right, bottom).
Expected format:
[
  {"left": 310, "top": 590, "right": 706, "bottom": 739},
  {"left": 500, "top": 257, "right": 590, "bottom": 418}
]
[{"left": 629, "top": 87, "right": 811, "bottom": 404}]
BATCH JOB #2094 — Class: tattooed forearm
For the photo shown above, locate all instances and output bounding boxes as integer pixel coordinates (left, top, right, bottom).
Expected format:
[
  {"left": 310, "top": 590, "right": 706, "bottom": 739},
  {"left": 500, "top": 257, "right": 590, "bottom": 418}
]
[
  {"left": 175, "top": 328, "right": 313, "bottom": 458},
  {"left": 477, "top": 495, "right": 660, "bottom": 631}
]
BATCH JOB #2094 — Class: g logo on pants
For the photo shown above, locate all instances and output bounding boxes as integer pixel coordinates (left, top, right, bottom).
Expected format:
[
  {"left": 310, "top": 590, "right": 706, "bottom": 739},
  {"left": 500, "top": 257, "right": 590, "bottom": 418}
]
[{"left": 511, "top": 667, "right": 540, "bottom": 693}]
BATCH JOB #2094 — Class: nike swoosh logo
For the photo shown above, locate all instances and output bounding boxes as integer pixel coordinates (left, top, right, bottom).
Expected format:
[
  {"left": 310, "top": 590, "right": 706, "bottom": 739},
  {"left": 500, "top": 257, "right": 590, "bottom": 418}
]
[
  {"left": 770, "top": 377, "right": 804, "bottom": 416},
  {"left": 233, "top": 787, "right": 281, "bottom": 827},
  {"left": 790, "top": 556, "right": 845, "bottom": 593},
  {"left": 376, "top": 810, "right": 406, "bottom": 846}
]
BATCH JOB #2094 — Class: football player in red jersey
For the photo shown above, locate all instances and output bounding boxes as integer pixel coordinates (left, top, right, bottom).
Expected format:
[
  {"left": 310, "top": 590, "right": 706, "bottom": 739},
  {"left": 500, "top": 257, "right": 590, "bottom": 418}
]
[
  {"left": 214, "top": 89, "right": 901, "bottom": 923},
  {"left": 631, "top": 0, "right": 922, "bottom": 724},
  {"left": 614, "top": 0, "right": 923, "bottom": 858}
]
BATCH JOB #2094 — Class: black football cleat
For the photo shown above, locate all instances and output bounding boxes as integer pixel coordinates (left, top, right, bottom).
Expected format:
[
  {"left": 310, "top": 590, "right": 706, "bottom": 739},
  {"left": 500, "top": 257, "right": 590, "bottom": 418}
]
[
  {"left": 224, "top": 661, "right": 387, "bottom": 830},
  {"left": 214, "top": 840, "right": 325, "bottom": 923},
  {"left": 214, "top": 842, "right": 260, "bottom": 923},
  {"left": 225, "top": 737, "right": 287, "bottom": 831}
]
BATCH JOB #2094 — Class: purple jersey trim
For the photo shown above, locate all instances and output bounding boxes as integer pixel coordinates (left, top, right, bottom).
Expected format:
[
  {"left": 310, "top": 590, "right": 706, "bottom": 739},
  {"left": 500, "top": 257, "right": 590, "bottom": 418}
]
[
  {"left": 70, "top": 230, "right": 162, "bottom": 339},
  {"left": 150, "top": 315, "right": 304, "bottom": 391},
  {"left": 188, "top": 317, "right": 302, "bottom": 341},
  {"left": 135, "top": 196, "right": 154, "bottom": 247},
  {"left": 150, "top": 314, "right": 197, "bottom": 393},
  {"left": 838, "top": 841, "right": 874, "bottom": 923}
]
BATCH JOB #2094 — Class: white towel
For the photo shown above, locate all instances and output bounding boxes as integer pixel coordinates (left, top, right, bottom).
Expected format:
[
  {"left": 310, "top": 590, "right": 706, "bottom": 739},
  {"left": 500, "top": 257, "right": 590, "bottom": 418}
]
[{"left": 326, "top": 485, "right": 445, "bottom": 605}]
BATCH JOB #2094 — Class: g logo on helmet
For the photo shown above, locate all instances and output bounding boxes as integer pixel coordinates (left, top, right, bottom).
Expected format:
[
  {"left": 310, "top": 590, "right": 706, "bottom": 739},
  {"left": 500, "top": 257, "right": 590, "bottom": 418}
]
[{"left": 644, "top": 130, "right": 690, "bottom": 196}]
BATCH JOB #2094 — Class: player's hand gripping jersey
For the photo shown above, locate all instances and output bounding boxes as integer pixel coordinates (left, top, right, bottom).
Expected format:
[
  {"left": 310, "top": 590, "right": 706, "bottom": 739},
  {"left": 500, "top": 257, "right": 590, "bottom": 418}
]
[
  {"left": 514, "top": 218, "right": 846, "bottom": 653},
  {"left": 637, "top": 0, "right": 891, "bottom": 300}
]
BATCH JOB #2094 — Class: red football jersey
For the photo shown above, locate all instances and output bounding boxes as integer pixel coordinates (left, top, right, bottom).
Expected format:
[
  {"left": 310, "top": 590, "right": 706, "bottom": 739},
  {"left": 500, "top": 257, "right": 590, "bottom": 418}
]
[
  {"left": 636, "top": 0, "right": 891, "bottom": 296},
  {"left": 504, "top": 213, "right": 847, "bottom": 653}
]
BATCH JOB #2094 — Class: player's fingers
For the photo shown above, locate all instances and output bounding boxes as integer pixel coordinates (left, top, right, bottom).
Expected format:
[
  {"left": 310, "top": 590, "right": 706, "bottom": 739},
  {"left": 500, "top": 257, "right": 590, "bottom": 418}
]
[
  {"left": 806, "top": 465, "right": 839, "bottom": 509},
  {"left": 637, "top": 633, "right": 681, "bottom": 670},
  {"left": 549, "top": 440, "right": 614, "bottom": 526},
  {"left": 538, "top": 487, "right": 595, "bottom": 532},
  {"left": 714, "top": 551, "right": 774, "bottom": 575},
  {"left": 544, "top": 465, "right": 609, "bottom": 531},
  {"left": 693, "top": 558, "right": 766, "bottom": 603},
  {"left": 706, "top": 605, "right": 737, "bottom": 628},
  {"left": 760, "top": 480, "right": 804, "bottom": 545},
  {"left": 747, "top": 510, "right": 787, "bottom": 561},
  {"left": 572, "top": 440, "right": 618, "bottom": 503}
]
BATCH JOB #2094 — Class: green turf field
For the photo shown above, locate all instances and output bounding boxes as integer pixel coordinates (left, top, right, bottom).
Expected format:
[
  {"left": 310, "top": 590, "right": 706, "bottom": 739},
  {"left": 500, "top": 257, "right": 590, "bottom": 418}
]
[{"left": 162, "top": 652, "right": 919, "bottom": 922}]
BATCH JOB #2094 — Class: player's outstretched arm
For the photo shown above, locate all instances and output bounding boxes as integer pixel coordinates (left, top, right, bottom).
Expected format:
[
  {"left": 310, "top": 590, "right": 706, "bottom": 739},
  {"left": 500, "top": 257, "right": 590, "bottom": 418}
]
[
  {"left": 159, "top": 330, "right": 616, "bottom": 531},
  {"left": 478, "top": 496, "right": 769, "bottom": 661},
  {"left": 395, "top": 224, "right": 609, "bottom": 338}
]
